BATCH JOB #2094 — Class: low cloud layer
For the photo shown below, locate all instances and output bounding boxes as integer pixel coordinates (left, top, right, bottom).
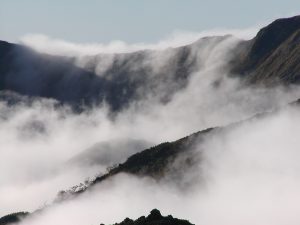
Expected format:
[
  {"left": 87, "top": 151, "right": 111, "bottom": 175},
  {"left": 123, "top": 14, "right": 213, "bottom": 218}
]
[
  {"left": 17, "top": 105, "right": 300, "bottom": 225},
  {"left": 2, "top": 26, "right": 300, "bottom": 225},
  {"left": 20, "top": 27, "right": 258, "bottom": 56}
]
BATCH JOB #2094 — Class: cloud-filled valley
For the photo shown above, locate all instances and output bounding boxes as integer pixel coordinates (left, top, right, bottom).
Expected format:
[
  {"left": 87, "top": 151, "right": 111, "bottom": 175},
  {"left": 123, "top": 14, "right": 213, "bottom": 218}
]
[
  {"left": 2, "top": 15, "right": 300, "bottom": 225},
  {"left": 10, "top": 104, "right": 300, "bottom": 225}
]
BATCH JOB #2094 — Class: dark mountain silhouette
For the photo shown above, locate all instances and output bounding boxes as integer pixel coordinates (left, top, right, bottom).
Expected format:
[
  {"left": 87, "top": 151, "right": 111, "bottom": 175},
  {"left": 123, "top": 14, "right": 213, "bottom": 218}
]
[
  {"left": 93, "top": 127, "right": 213, "bottom": 182},
  {"left": 0, "top": 212, "right": 28, "bottom": 225},
  {"left": 101, "top": 209, "right": 195, "bottom": 225},
  {"left": 0, "top": 209, "right": 194, "bottom": 225}
]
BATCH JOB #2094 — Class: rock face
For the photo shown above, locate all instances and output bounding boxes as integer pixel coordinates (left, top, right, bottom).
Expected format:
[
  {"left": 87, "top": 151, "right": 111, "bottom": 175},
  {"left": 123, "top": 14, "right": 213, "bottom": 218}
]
[{"left": 103, "top": 209, "right": 195, "bottom": 225}]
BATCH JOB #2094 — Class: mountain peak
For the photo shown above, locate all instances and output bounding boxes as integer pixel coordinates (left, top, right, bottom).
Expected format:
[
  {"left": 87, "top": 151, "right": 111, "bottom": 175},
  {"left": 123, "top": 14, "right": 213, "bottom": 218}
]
[
  {"left": 248, "top": 15, "right": 300, "bottom": 65},
  {"left": 231, "top": 15, "right": 300, "bottom": 84}
]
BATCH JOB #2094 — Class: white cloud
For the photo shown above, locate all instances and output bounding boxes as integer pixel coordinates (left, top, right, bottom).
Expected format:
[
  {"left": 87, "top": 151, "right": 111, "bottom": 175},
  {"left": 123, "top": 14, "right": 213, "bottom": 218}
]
[
  {"left": 2, "top": 24, "right": 300, "bottom": 225},
  {"left": 17, "top": 105, "right": 300, "bottom": 225},
  {"left": 20, "top": 27, "right": 259, "bottom": 56}
]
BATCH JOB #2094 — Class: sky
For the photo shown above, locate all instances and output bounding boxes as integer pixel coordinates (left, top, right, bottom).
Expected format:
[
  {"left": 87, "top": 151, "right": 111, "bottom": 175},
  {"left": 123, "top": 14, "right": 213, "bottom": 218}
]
[{"left": 0, "top": 0, "right": 299, "bottom": 44}]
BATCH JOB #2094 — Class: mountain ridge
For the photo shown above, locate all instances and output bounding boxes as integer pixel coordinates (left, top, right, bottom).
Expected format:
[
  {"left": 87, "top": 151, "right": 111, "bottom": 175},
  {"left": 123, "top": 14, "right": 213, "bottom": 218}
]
[
  {"left": 232, "top": 15, "right": 300, "bottom": 84},
  {"left": 2, "top": 15, "right": 300, "bottom": 224},
  {"left": 1, "top": 16, "right": 300, "bottom": 110}
]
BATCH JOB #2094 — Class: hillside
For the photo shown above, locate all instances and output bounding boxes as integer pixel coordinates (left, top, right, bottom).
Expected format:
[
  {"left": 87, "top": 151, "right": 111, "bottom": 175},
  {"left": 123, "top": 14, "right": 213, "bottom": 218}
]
[
  {"left": 2, "top": 16, "right": 300, "bottom": 111},
  {"left": 232, "top": 15, "right": 300, "bottom": 84},
  {"left": 56, "top": 127, "right": 214, "bottom": 201},
  {"left": 0, "top": 37, "right": 211, "bottom": 111}
]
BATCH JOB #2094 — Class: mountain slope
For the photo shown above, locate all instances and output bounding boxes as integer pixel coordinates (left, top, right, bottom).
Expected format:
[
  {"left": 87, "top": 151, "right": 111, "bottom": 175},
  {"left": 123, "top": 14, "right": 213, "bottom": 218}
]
[
  {"left": 58, "top": 97, "right": 300, "bottom": 200},
  {"left": 2, "top": 16, "right": 300, "bottom": 110},
  {"left": 55, "top": 126, "right": 216, "bottom": 202},
  {"left": 232, "top": 15, "right": 300, "bottom": 84},
  {"left": 0, "top": 37, "right": 214, "bottom": 111}
]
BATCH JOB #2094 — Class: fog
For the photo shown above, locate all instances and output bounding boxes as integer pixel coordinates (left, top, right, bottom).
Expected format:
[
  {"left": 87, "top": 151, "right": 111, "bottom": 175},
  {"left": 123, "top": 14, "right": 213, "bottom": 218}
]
[
  {"left": 20, "top": 27, "right": 258, "bottom": 55},
  {"left": 18, "top": 105, "right": 300, "bottom": 225},
  {"left": 1, "top": 28, "right": 300, "bottom": 224}
]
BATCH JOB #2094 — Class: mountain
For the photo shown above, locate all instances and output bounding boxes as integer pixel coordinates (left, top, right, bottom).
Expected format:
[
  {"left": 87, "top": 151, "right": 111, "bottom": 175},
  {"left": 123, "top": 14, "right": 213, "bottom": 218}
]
[
  {"left": 92, "top": 128, "right": 213, "bottom": 182},
  {"left": 57, "top": 96, "right": 298, "bottom": 200},
  {"left": 1, "top": 99, "right": 297, "bottom": 224},
  {"left": 56, "top": 127, "right": 214, "bottom": 201},
  {"left": 1, "top": 16, "right": 300, "bottom": 110},
  {"left": 0, "top": 209, "right": 194, "bottom": 225},
  {"left": 232, "top": 15, "right": 300, "bottom": 84},
  {"left": 11, "top": 98, "right": 296, "bottom": 224},
  {"left": 2, "top": 15, "right": 300, "bottom": 224}
]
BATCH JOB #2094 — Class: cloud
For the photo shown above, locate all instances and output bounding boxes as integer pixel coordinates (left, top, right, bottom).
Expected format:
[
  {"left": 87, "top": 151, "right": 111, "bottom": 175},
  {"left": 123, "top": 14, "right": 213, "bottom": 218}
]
[
  {"left": 20, "top": 27, "right": 259, "bottom": 56},
  {"left": 2, "top": 25, "right": 300, "bottom": 224},
  {"left": 17, "top": 104, "right": 300, "bottom": 225}
]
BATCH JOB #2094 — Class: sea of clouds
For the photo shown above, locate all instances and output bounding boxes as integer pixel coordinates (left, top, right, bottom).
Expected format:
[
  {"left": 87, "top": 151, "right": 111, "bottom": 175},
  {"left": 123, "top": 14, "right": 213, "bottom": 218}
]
[{"left": 1, "top": 26, "right": 300, "bottom": 225}]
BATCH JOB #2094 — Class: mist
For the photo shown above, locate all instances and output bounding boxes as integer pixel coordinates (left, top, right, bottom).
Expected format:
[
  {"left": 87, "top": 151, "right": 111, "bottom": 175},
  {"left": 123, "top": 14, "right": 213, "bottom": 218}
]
[
  {"left": 2, "top": 26, "right": 300, "bottom": 225},
  {"left": 16, "top": 104, "right": 300, "bottom": 225},
  {"left": 20, "top": 27, "right": 259, "bottom": 56}
]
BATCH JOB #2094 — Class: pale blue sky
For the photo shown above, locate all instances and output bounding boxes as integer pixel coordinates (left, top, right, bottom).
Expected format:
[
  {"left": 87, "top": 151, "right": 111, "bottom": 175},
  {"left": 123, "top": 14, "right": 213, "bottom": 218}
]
[{"left": 0, "top": 0, "right": 299, "bottom": 43}]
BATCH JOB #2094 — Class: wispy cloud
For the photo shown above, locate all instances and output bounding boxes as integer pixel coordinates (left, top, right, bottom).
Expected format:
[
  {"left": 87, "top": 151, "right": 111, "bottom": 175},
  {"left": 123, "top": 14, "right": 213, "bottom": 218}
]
[
  {"left": 20, "top": 27, "right": 259, "bottom": 56},
  {"left": 2, "top": 24, "right": 300, "bottom": 225}
]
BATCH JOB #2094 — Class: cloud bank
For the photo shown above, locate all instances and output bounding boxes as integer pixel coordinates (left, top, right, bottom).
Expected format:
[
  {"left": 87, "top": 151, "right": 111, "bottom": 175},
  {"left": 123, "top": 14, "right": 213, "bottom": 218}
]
[
  {"left": 20, "top": 27, "right": 259, "bottom": 56},
  {"left": 17, "top": 105, "right": 300, "bottom": 225},
  {"left": 1, "top": 25, "right": 300, "bottom": 225}
]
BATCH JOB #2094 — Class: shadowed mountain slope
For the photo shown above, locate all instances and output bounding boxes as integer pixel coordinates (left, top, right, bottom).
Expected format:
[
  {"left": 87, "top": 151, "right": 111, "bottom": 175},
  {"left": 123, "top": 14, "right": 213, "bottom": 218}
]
[
  {"left": 1, "top": 16, "right": 300, "bottom": 110},
  {"left": 2, "top": 15, "right": 300, "bottom": 225},
  {"left": 0, "top": 37, "right": 214, "bottom": 111},
  {"left": 232, "top": 15, "right": 300, "bottom": 84},
  {"left": 55, "top": 127, "right": 214, "bottom": 200},
  {"left": 93, "top": 128, "right": 213, "bottom": 181}
]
